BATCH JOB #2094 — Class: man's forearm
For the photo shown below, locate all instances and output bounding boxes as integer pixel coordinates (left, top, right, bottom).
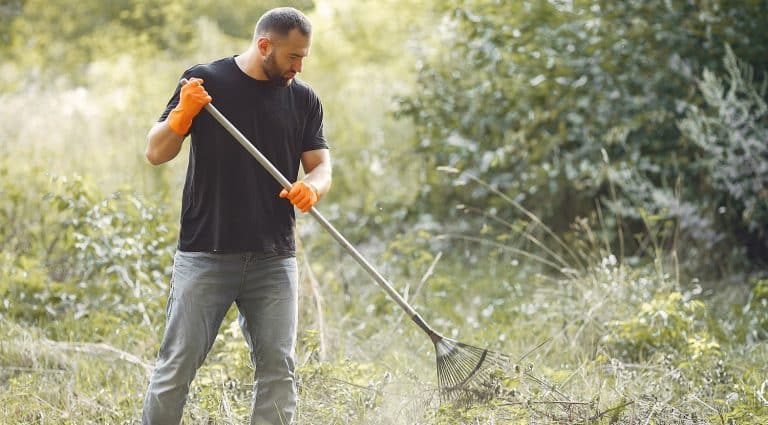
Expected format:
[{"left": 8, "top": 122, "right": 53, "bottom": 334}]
[
  {"left": 303, "top": 162, "right": 332, "bottom": 199},
  {"left": 145, "top": 121, "right": 185, "bottom": 165}
]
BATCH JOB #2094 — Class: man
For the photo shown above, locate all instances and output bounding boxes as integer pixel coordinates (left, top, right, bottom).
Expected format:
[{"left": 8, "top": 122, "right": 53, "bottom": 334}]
[{"left": 142, "top": 7, "right": 331, "bottom": 425}]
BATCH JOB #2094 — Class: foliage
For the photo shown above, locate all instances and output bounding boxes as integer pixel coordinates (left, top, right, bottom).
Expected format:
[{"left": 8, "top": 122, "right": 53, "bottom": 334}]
[
  {"left": 678, "top": 45, "right": 768, "bottom": 261},
  {"left": 0, "top": 164, "right": 176, "bottom": 330},
  {"left": 716, "top": 278, "right": 768, "bottom": 346},
  {"left": 196, "top": 0, "right": 314, "bottom": 39},
  {"left": 0, "top": 0, "right": 314, "bottom": 86},
  {"left": 397, "top": 0, "right": 768, "bottom": 272},
  {"left": 3, "top": 188, "right": 768, "bottom": 422},
  {"left": 605, "top": 291, "right": 721, "bottom": 364},
  {"left": 1, "top": 0, "right": 768, "bottom": 423},
  {"left": 3, "top": 0, "right": 192, "bottom": 85}
]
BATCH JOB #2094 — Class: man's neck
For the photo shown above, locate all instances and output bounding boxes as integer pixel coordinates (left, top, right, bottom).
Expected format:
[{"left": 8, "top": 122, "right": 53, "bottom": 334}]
[{"left": 235, "top": 49, "right": 268, "bottom": 81}]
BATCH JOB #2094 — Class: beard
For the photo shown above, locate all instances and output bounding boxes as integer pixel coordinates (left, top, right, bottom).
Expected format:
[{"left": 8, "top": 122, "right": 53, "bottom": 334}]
[{"left": 262, "top": 53, "right": 293, "bottom": 87}]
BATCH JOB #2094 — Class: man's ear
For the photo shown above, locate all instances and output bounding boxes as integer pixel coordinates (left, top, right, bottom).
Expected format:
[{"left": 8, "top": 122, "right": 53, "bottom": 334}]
[{"left": 257, "top": 36, "right": 272, "bottom": 57}]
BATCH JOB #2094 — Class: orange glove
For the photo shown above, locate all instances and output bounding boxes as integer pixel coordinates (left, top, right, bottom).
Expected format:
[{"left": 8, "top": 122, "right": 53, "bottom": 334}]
[
  {"left": 167, "top": 78, "right": 212, "bottom": 136},
  {"left": 279, "top": 181, "right": 319, "bottom": 213}
]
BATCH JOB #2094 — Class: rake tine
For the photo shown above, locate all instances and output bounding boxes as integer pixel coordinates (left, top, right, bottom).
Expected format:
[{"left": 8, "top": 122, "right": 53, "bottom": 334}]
[
  {"left": 432, "top": 337, "right": 515, "bottom": 403},
  {"left": 458, "top": 351, "right": 486, "bottom": 386}
]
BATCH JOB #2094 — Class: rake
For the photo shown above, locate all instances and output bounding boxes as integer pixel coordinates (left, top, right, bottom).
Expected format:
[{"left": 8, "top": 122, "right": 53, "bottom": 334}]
[{"left": 187, "top": 80, "right": 511, "bottom": 402}]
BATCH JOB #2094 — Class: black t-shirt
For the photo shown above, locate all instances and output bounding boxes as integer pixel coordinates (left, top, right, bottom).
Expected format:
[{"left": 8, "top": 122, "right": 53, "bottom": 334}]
[{"left": 159, "top": 56, "right": 329, "bottom": 253}]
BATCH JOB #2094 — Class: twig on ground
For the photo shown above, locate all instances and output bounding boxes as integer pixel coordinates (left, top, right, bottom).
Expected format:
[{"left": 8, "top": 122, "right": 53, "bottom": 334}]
[
  {"left": 499, "top": 400, "right": 592, "bottom": 406},
  {"left": 46, "top": 341, "right": 152, "bottom": 375},
  {"left": 0, "top": 366, "right": 67, "bottom": 374},
  {"left": 517, "top": 338, "right": 550, "bottom": 363},
  {"left": 580, "top": 400, "right": 634, "bottom": 424},
  {"left": 524, "top": 371, "right": 571, "bottom": 401}
]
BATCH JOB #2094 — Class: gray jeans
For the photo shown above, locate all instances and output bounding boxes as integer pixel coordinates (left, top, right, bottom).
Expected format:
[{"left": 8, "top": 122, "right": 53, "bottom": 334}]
[{"left": 142, "top": 250, "right": 298, "bottom": 425}]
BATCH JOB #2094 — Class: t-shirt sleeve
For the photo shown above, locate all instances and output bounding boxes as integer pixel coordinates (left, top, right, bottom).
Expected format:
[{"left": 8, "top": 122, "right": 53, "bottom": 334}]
[
  {"left": 158, "top": 68, "right": 203, "bottom": 123},
  {"left": 302, "top": 91, "right": 329, "bottom": 152},
  {"left": 158, "top": 73, "right": 186, "bottom": 123},
  {"left": 158, "top": 69, "right": 205, "bottom": 137}
]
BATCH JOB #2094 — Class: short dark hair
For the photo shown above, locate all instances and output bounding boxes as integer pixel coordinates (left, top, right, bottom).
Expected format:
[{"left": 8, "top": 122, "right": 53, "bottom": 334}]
[{"left": 255, "top": 7, "right": 312, "bottom": 38}]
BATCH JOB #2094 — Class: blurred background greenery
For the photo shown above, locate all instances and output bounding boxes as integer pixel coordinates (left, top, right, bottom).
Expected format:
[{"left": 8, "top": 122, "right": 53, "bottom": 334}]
[{"left": 1, "top": 0, "right": 766, "bottom": 423}]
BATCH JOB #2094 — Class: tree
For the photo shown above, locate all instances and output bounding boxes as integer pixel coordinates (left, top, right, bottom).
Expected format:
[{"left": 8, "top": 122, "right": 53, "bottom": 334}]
[
  {"left": 679, "top": 46, "right": 768, "bottom": 263},
  {"left": 397, "top": 0, "right": 768, "bottom": 269},
  {"left": 1, "top": 0, "right": 314, "bottom": 86}
]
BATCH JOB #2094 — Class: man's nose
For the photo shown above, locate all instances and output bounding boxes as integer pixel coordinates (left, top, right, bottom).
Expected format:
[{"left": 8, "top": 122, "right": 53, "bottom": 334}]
[{"left": 292, "top": 58, "right": 303, "bottom": 73}]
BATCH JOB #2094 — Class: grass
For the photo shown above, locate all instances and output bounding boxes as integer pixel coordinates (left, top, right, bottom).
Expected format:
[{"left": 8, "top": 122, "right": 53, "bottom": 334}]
[
  {"left": 1, "top": 157, "right": 767, "bottom": 424},
  {"left": 2, "top": 231, "right": 767, "bottom": 423}
]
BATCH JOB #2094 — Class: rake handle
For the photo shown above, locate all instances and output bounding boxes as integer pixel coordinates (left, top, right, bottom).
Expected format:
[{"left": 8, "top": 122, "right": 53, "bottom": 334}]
[{"left": 186, "top": 80, "right": 438, "bottom": 339}]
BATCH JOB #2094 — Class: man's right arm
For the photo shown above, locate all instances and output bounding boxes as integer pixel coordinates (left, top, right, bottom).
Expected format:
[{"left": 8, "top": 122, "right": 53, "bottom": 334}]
[
  {"left": 145, "top": 121, "right": 185, "bottom": 165},
  {"left": 145, "top": 77, "right": 211, "bottom": 166}
]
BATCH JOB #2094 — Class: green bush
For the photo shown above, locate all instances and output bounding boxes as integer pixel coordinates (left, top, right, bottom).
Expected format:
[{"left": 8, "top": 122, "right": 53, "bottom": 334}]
[
  {"left": 678, "top": 45, "right": 768, "bottom": 263},
  {"left": 605, "top": 291, "right": 721, "bottom": 363},
  {"left": 397, "top": 0, "right": 768, "bottom": 272},
  {"left": 0, "top": 170, "right": 176, "bottom": 330},
  {"left": 732, "top": 278, "right": 768, "bottom": 344},
  {"left": 0, "top": 252, "right": 56, "bottom": 322}
]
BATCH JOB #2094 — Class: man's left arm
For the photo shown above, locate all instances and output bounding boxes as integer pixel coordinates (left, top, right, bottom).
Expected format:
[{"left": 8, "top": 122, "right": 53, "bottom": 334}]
[
  {"left": 300, "top": 148, "right": 332, "bottom": 200},
  {"left": 279, "top": 148, "right": 332, "bottom": 212}
]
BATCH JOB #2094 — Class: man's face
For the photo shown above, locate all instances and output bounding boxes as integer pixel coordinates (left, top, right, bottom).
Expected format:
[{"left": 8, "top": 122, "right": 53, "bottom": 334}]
[{"left": 262, "top": 28, "right": 311, "bottom": 87}]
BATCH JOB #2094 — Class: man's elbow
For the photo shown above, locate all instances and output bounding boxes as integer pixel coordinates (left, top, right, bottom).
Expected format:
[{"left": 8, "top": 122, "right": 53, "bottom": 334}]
[
  {"left": 144, "top": 123, "right": 179, "bottom": 165},
  {"left": 145, "top": 142, "right": 174, "bottom": 165},
  {"left": 145, "top": 147, "right": 164, "bottom": 165}
]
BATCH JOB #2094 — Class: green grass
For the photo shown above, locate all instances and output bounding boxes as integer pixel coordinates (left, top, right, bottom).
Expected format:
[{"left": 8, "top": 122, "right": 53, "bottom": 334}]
[
  {"left": 2, "top": 243, "right": 767, "bottom": 424},
  {"left": 1, "top": 150, "right": 766, "bottom": 423}
]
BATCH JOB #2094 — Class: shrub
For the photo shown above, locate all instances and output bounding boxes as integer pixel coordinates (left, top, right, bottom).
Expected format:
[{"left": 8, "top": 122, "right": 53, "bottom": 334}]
[
  {"left": 605, "top": 291, "right": 721, "bottom": 364},
  {"left": 0, "top": 170, "right": 176, "bottom": 330},
  {"left": 678, "top": 45, "right": 768, "bottom": 264}
]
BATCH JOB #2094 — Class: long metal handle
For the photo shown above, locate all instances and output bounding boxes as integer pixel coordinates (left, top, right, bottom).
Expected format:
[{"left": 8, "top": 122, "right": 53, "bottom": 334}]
[{"left": 200, "top": 100, "right": 439, "bottom": 336}]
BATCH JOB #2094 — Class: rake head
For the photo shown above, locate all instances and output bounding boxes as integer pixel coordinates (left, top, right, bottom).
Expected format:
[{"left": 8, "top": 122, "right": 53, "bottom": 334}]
[{"left": 434, "top": 336, "right": 511, "bottom": 403}]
